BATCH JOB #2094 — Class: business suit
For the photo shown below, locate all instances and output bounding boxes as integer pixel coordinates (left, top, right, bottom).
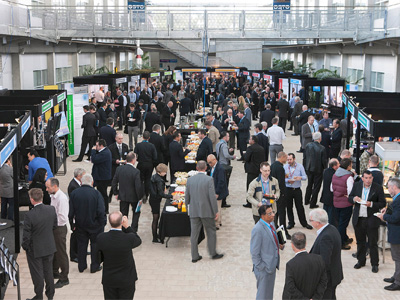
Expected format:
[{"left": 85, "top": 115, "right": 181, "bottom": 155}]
[
  {"left": 97, "top": 226, "right": 142, "bottom": 300},
  {"left": 169, "top": 140, "right": 190, "bottom": 179},
  {"left": 134, "top": 141, "right": 157, "bottom": 198},
  {"left": 91, "top": 147, "right": 112, "bottom": 214},
  {"left": 207, "top": 126, "right": 220, "bottom": 152},
  {"left": 211, "top": 118, "right": 223, "bottom": 133},
  {"left": 98, "top": 107, "right": 108, "bottom": 128},
  {"left": 271, "top": 160, "right": 288, "bottom": 234},
  {"left": 99, "top": 125, "right": 116, "bottom": 148},
  {"left": 149, "top": 132, "right": 166, "bottom": 164},
  {"left": 305, "top": 141, "right": 327, "bottom": 207},
  {"left": 282, "top": 252, "right": 328, "bottom": 300},
  {"left": 211, "top": 162, "right": 228, "bottom": 226},
  {"left": 250, "top": 219, "right": 280, "bottom": 300},
  {"left": 237, "top": 116, "right": 251, "bottom": 158},
  {"left": 22, "top": 203, "right": 57, "bottom": 299},
  {"left": 260, "top": 109, "right": 275, "bottom": 129},
  {"left": 179, "top": 97, "right": 192, "bottom": 116},
  {"left": 244, "top": 143, "right": 265, "bottom": 190},
  {"left": 161, "top": 105, "right": 173, "bottom": 130},
  {"left": 76, "top": 112, "right": 97, "bottom": 160},
  {"left": 348, "top": 181, "right": 386, "bottom": 267},
  {"left": 67, "top": 178, "right": 80, "bottom": 262},
  {"left": 69, "top": 185, "right": 106, "bottom": 273},
  {"left": 292, "top": 101, "right": 303, "bottom": 134},
  {"left": 185, "top": 173, "right": 219, "bottom": 260},
  {"left": 277, "top": 99, "right": 290, "bottom": 132},
  {"left": 244, "top": 107, "right": 252, "bottom": 125},
  {"left": 145, "top": 111, "right": 161, "bottom": 132},
  {"left": 320, "top": 167, "right": 337, "bottom": 226},
  {"left": 196, "top": 137, "right": 213, "bottom": 161},
  {"left": 301, "top": 123, "right": 314, "bottom": 150},
  {"left": 330, "top": 128, "right": 342, "bottom": 159},
  {"left": 112, "top": 164, "right": 144, "bottom": 232},
  {"left": 310, "top": 224, "right": 343, "bottom": 299},
  {"left": 256, "top": 132, "right": 269, "bottom": 163},
  {"left": 298, "top": 110, "right": 311, "bottom": 144},
  {"left": 108, "top": 142, "right": 129, "bottom": 179}
]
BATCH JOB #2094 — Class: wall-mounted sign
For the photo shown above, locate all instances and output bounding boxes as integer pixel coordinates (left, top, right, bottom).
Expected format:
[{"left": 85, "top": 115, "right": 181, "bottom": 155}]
[
  {"left": 252, "top": 73, "right": 260, "bottom": 78},
  {"left": 115, "top": 77, "right": 128, "bottom": 84},
  {"left": 348, "top": 100, "right": 355, "bottom": 115},
  {"left": 128, "top": 1, "right": 145, "bottom": 10},
  {"left": 164, "top": 71, "right": 173, "bottom": 76},
  {"left": 182, "top": 69, "right": 206, "bottom": 72},
  {"left": 57, "top": 92, "right": 67, "bottom": 103},
  {"left": 342, "top": 94, "right": 347, "bottom": 106},
  {"left": 264, "top": 75, "right": 272, "bottom": 80},
  {"left": 215, "top": 69, "right": 239, "bottom": 73},
  {"left": 243, "top": 71, "right": 250, "bottom": 76},
  {"left": 290, "top": 78, "right": 301, "bottom": 84},
  {"left": 42, "top": 100, "right": 53, "bottom": 113},
  {"left": 0, "top": 135, "right": 16, "bottom": 167},
  {"left": 150, "top": 73, "right": 160, "bottom": 78},
  {"left": 358, "top": 111, "right": 370, "bottom": 132},
  {"left": 21, "top": 117, "right": 31, "bottom": 138}
]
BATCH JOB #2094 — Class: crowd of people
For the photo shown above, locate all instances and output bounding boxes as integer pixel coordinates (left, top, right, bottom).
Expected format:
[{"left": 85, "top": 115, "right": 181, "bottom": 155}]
[{"left": 0, "top": 74, "right": 400, "bottom": 300}]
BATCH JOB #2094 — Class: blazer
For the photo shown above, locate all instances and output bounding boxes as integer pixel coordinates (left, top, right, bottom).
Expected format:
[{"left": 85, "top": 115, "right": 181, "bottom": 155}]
[
  {"left": 250, "top": 220, "right": 280, "bottom": 275},
  {"left": 244, "top": 107, "right": 252, "bottom": 124},
  {"left": 211, "top": 119, "right": 223, "bottom": 133},
  {"left": 298, "top": 110, "right": 311, "bottom": 129},
  {"left": 292, "top": 101, "right": 303, "bottom": 118},
  {"left": 98, "top": 107, "right": 108, "bottom": 127},
  {"left": 185, "top": 173, "right": 218, "bottom": 218},
  {"left": 22, "top": 203, "right": 57, "bottom": 258},
  {"left": 108, "top": 142, "right": 129, "bottom": 177},
  {"left": 97, "top": 226, "right": 142, "bottom": 288},
  {"left": 305, "top": 142, "right": 327, "bottom": 174},
  {"left": 320, "top": 167, "right": 336, "bottom": 206},
  {"left": 207, "top": 126, "right": 220, "bottom": 152},
  {"left": 82, "top": 112, "right": 97, "bottom": 137},
  {"left": 169, "top": 140, "right": 190, "bottom": 172},
  {"left": 196, "top": 137, "right": 213, "bottom": 161},
  {"left": 134, "top": 141, "right": 157, "bottom": 166},
  {"left": 145, "top": 112, "right": 162, "bottom": 132},
  {"left": 384, "top": 195, "right": 400, "bottom": 244},
  {"left": 69, "top": 185, "right": 106, "bottom": 231},
  {"left": 271, "top": 160, "right": 287, "bottom": 197},
  {"left": 237, "top": 117, "right": 251, "bottom": 141},
  {"left": 149, "top": 132, "right": 167, "bottom": 164},
  {"left": 0, "top": 164, "right": 13, "bottom": 198},
  {"left": 277, "top": 99, "right": 290, "bottom": 118},
  {"left": 99, "top": 126, "right": 117, "bottom": 148},
  {"left": 210, "top": 162, "right": 229, "bottom": 200},
  {"left": 330, "top": 128, "right": 342, "bottom": 150},
  {"left": 301, "top": 123, "right": 314, "bottom": 150},
  {"left": 310, "top": 224, "right": 343, "bottom": 287},
  {"left": 179, "top": 97, "right": 192, "bottom": 115},
  {"left": 260, "top": 109, "right": 275, "bottom": 128},
  {"left": 348, "top": 181, "right": 386, "bottom": 228},
  {"left": 244, "top": 143, "right": 265, "bottom": 175},
  {"left": 91, "top": 148, "right": 112, "bottom": 181},
  {"left": 256, "top": 132, "right": 269, "bottom": 161},
  {"left": 282, "top": 252, "right": 328, "bottom": 300},
  {"left": 67, "top": 178, "right": 81, "bottom": 196},
  {"left": 112, "top": 164, "right": 143, "bottom": 204},
  {"left": 161, "top": 105, "right": 172, "bottom": 123}
]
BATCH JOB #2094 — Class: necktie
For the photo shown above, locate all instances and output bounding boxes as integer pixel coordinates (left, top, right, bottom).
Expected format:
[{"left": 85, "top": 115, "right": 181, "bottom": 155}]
[
  {"left": 118, "top": 145, "right": 122, "bottom": 157},
  {"left": 269, "top": 225, "right": 279, "bottom": 254}
]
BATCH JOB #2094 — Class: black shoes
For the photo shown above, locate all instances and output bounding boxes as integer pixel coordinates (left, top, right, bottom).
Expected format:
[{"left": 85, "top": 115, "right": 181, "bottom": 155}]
[
  {"left": 384, "top": 277, "right": 395, "bottom": 283},
  {"left": 70, "top": 258, "right": 78, "bottom": 263},
  {"left": 384, "top": 283, "right": 400, "bottom": 291},
  {"left": 72, "top": 159, "right": 82, "bottom": 162},
  {"left": 286, "top": 224, "right": 294, "bottom": 230},
  {"left": 304, "top": 224, "right": 313, "bottom": 230},
  {"left": 53, "top": 273, "right": 60, "bottom": 279},
  {"left": 354, "top": 262, "right": 365, "bottom": 269},
  {"left": 192, "top": 256, "right": 202, "bottom": 263},
  {"left": 345, "top": 238, "right": 354, "bottom": 245},
  {"left": 222, "top": 204, "right": 231, "bottom": 208},
  {"left": 237, "top": 158, "right": 244, "bottom": 161},
  {"left": 372, "top": 265, "right": 379, "bottom": 273},
  {"left": 341, "top": 245, "right": 351, "bottom": 250},
  {"left": 55, "top": 279, "right": 69, "bottom": 289},
  {"left": 243, "top": 203, "right": 252, "bottom": 208},
  {"left": 152, "top": 238, "right": 161, "bottom": 243},
  {"left": 212, "top": 253, "right": 224, "bottom": 260},
  {"left": 90, "top": 266, "right": 102, "bottom": 273},
  {"left": 309, "top": 205, "right": 319, "bottom": 209}
]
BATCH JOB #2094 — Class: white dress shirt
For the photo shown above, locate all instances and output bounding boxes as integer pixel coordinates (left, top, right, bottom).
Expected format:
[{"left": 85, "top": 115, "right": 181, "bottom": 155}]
[
  {"left": 317, "top": 223, "right": 329, "bottom": 236},
  {"left": 266, "top": 125, "right": 286, "bottom": 145},
  {"left": 50, "top": 189, "right": 69, "bottom": 226},
  {"left": 359, "top": 185, "right": 372, "bottom": 217}
]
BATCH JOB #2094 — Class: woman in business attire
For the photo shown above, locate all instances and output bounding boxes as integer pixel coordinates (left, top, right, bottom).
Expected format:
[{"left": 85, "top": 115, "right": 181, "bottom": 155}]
[
  {"left": 149, "top": 164, "right": 173, "bottom": 243},
  {"left": 163, "top": 126, "right": 177, "bottom": 173},
  {"left": 29, "top": 168, "right": 51, "bottom": 205}
]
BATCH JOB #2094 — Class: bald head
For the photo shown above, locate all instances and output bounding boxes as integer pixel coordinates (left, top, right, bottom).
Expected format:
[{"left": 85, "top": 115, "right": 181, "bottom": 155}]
[
  {"left": 207, "top": 154, "right": 217, "bottom": 167},
  {"left": 302, "top": 105, "right": 308, "bottom": 111},
  {"left": 340, "top": 149, "right": 351, "bottom": 159},
  {"left": 109, "top": 211, "right": 123, "bottom": 228}
]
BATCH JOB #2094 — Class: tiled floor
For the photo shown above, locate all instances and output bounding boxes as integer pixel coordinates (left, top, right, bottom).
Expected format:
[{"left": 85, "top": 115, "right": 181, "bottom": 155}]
[{"left": 4, "top": 127, "right": 399, "bottom": 299}]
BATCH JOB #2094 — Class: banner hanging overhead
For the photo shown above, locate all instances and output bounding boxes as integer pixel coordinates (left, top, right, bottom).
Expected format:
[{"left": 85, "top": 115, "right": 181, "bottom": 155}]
[
  {"left": 128, "top": 1, "right": 145, "bottom": 11},
  {"left": 273, "top": 0, "right": 291, "bottom": 10}
]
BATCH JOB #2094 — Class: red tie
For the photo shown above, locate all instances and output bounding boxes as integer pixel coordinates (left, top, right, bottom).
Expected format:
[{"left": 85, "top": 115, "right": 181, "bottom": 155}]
[{"left": 269, "top": 225, "right": 279, "bottom": 254}]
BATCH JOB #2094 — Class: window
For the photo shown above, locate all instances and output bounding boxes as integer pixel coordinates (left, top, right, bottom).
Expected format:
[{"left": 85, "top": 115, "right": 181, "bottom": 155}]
[
  {"left": 129, "top": 59, "right": 134, "bottom": 70},
  {"left": 79, "top": 64, "right": 92, "bottom": 76},
  {"left": 347, "top": 68, "right": 363, "bottom": 91},
  {"left": 370, "top": 71, "right": 384, "bottom": 92},
  {"left": 330, "top": 66, "right": 341, "bottom": 76},
  {"left": 55, "top": 67, "right": 72, "bottom": 84},
  {"left": 33, "top": 69, "right": 48, "bottom": 89}
]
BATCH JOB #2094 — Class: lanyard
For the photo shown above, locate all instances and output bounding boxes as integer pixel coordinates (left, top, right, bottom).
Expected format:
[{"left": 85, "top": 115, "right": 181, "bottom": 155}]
[
  {"left": 363, "top": 187, "right": 370, "bottom": 200},
  {"left": 287, "top": 163, "right": 297, "bottom": 179},
  {"left": 210, "top": 167, "right": 215, "bottom": 177},
  {"left": 261, "top": 180, "right": 270, "bottom": 195},
  {"left": 239, "top": 117, "right": 244, "bottom": 124}
]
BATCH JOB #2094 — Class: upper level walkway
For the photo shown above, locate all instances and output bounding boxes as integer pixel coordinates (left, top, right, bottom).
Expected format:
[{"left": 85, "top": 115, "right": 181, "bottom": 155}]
[{"left": 1, "top": 2, "right": 399, "bottom": 44}]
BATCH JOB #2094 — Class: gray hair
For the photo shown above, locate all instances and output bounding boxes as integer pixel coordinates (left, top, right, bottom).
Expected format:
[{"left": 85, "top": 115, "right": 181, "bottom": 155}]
[
  {"left": 295, "top": 96, "right": 300, "bottom": 102},
  {"left": 388, "top": 178, "right": 400, "bottom": 190},
  {"left": 73, "top": 168, "right": 86, "bottom": 178},
  {"left": 261, "top": 121, "right": 268, "bottom": 128},
  {"left": 196, "top": 160, "right": 207, "bottom": 171},
  {"left": 313, "top": 132, "right": 321, "bottom": 141},
  {"left": 81, "top": 174, "right": 93, "bottom": 186},
  {"left": 309, "top": 209, "right": 328, "bottom": 225}
]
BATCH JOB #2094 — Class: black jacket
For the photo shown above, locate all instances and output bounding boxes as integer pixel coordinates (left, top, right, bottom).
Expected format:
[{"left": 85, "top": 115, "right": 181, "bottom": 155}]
[
  {"left": 256, "top": 133, "right": 269, "bottom": 162},
  {"left": 179, "top": 97, "right": 192, "bottom": 115},
  {"left": 282, "top": 252, "right": 328, "bottom": 300},
  {"left": 126, "top": 109, "right": 141, "bottom": 127},
  {"left": 169, "top": 140, "right": 190, "bottom": 172},
  {"left": 236, "top": 117, "right": 250, "bottom": 141},
  {"left": 134, "top": 141, "right": 157, "bottom": 167},
  {"left": 271, "top": 160, "right": 286, "bottom": 197},
  {"left": 112, "top": 164, "right": 143, "bottom": 203},
  {"left": 145, "top": 112, "right": 161, "bottom": 132},
  {"left": 211, "top": 119, "right": 223, "bottom": 133},
  {"left": 67, "top": 178, "right": 80, "bottom": 196},
  {"left": 149, "top": 173, "right": 172, "bottom": 202},
  {"left": 298, "top": 110, "right": 311, "bottom": 129},
  {"left": 244, "top": 143, "right": 265, "bottom": 175},
  {"left": 29, "top": 181, "right": 51, "bottom": 205},
  {"left": 260, "top": 110, "right": 275, "bottom": 128},
  {"left": 305, "top": 142, "right": 327, "bottom": 174},
  {"left": 310, "top": 224, "right": 343, "bottom": 288},
  {"left": 82, "top": 112, "right": 97, "bottom": 137},
  {"left": 277, "top": 99, "right": 290, "bottom": 119},
  {"left": 348, "top": 181, "right": 386, "bottom": 228},
  {"left": 161, "top": 105, "right": 172, "bottom": 123},
  {"left": 98, "top": 107, "right": 108, "bottom": 128},
  {"left": 97, "top": 227, "right": 142, "bottom": 288},
  {"left": 99, "top": 126, "right": 116, "bottom": 148},
  {"left": 22, "top": 203, "right": 57, "bottom": 258},
  {"left": 196, "top": 137, "right": 213, "bottom": 161},
  {"left": 330, "top": 128, "right": 342, "bottom": 151},
  {"left": 91, "top": 148, "right": 112, "bottom": 181},
  {"left": 320, "top": 167, "right": 336, "bottom": 206},
  {"left": 69, "top": 185, "right": 106, "bottom": 231},
  {"left": 149, "top": 132, "right": 166, "bottom": 164},
  {"left": 320, "top": 131, "right": 331, "bottom": 159},
  {"left": 210, "top": 162, "right": 229, "bottom": 200},
  {"left": 108, "top": 142, "right": 129, "bottom": 177}
]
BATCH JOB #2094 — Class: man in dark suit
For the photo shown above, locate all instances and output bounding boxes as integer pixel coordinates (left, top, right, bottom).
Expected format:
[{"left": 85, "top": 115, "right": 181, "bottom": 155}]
[
  {"left": 368, "top": 155, "right": 384, "bottom": 185},
  {"left": 23, "top": 188, "right": 58, "bottom": 300},
  {"left": 97, "top": 211, "right": 142, "bottom": 300},
  {"left": 206, "top": 113, "right": 223, "bottom": 133},
  {"left": 244, "top": 135, "right": 265, "bottom": 191},
  {"left": 196, "top": 129, "right": 213, "bottom": 161},
  {"left": 259, "top": 104, "right": 275, "bottom": 129},
  {"left": 69, "top": 174, "right": 106, "bottom": 273},
  {"left": 73, "top": 105, "right": 97, "bottom": 162},
  {"left": 99, "top": 118, "right": 116, "bottom": 149},
  {"left": 161, "top": 101, "right": 174, "bottom": 131},
  {"left": 291, "top": 97, "right": 302, "bottom": 135},
  {"left": 235, "top": 110, "right": 251, "bottom": 161},
  {"left": 149, "top": 124, "right": 166, "bottom": 164},
  {"left": 91, "top": 139, "right": 112, "bottom": 214},
  {"left": 330, "top": 119, "right": 342, "bottom": 159},
  {"left": 277, "top": 95, "right": 290, "bottom": 132},
  {"left": 134, "top": 131, "right": 157, "bottom": 199},
  {"left": 250, "top": 88, "right": 259, "bottom": 119},
  {"left": 297, "top": 105, "right": 311, "bottom": 150},
  {"left": 320, "top": 158, "right": 339, "bottom": 226},
  {"left": 179, "top": 93, "right": 192, "bottom": 116},
  {"left": 98, "top": 102, "right": 108, "bottom": 128},
  {"left": 112, "top": 152, "right": 144, "bottom": 232},
  {"left": 310, "top": 209, "right": 343, "bottom": 299},
  {"left": 254, "top": 123, "right": 269, "bottom": 162},
  {"left": 349, "top": 170, "right": 386, "bottom": 273},
  {"left": 267, "top": 91, "right": 277, "bottom": 112},
  {"left": 169, "top": 132, "right": 190, "bottom": 181},
  {"left": 108, "top": 133, "right": 129, "bottom": 200},
  {"left": 145, "top": 106, "right": 162, "bottom": 132},
  {"left": 282, "top": 232, "right": 328, "bottom": 300}
]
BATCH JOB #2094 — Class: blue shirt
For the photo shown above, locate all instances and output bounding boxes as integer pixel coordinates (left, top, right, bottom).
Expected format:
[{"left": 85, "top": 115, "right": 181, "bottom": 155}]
[
  {"left": 128, "top": 92, "right": 136, "bottom": 104},
  {"left": 289, "top": 97, "right": 296, "bottom": 108},
  {"left": 28, "top": 157, "right": 54, "bottom": 181},
  {"left": 284, "top": 162, "right": 307, "bottom": 188},
  {"left": 319, "top": 118, "right": 332, "bottom": 129}
]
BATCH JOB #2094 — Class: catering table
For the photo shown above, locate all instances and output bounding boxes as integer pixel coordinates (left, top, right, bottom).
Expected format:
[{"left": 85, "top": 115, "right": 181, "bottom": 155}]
[
  {"left": 158, "top": 191, "right": 204, "bottom": 248},
  {"left": 177, "top": 127, "right": 200, "bottom": 145},
  {"left": 184, "top": 162, "right": 197, "bottom": 172}
]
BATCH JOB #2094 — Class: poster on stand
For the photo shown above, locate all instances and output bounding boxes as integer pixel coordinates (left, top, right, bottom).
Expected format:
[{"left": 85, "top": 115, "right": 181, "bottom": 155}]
[
  {"left": 67, "top": 93, "right": 89, "bottom": 155},
  {"left": 279, "top": 78, "right": 289, "bottom": 97}
]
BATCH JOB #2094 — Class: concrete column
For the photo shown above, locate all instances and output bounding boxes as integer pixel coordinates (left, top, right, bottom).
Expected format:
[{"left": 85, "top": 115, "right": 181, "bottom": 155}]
[
  {"left": 115, "top": 52, "right": 121, "bottom": 72},
  {"left": 324, "top": 54, "right": 331, "bottom": 70},
  {"left": 394, "top": 54, "right": 400, "bottom": 92},
  {"left": 71, "top": 52, "right": 79, "bottom": 76},
  {"left": 125, "top": 51, "right": 129, "bottom": 70},
  {"left": 293, "top": 53, "right": 298, "bottom": 67},
  {"left": 11, "top": 54, "right": 21, "bottom": 89},
  {"left": 105, "top": 53, "right": 112, "bottom": 71},
  {"left": 341, "top": 54, "right": 348, "bottom": 78},
  {"left": 363, "top": 54, "right": 372, "bottom": 91},
  {"left": 47, "top": 52, "right": 56, "bottom": 85},
  {"left": 90, "top": 52, "right": 97, "bottom": 70}
]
